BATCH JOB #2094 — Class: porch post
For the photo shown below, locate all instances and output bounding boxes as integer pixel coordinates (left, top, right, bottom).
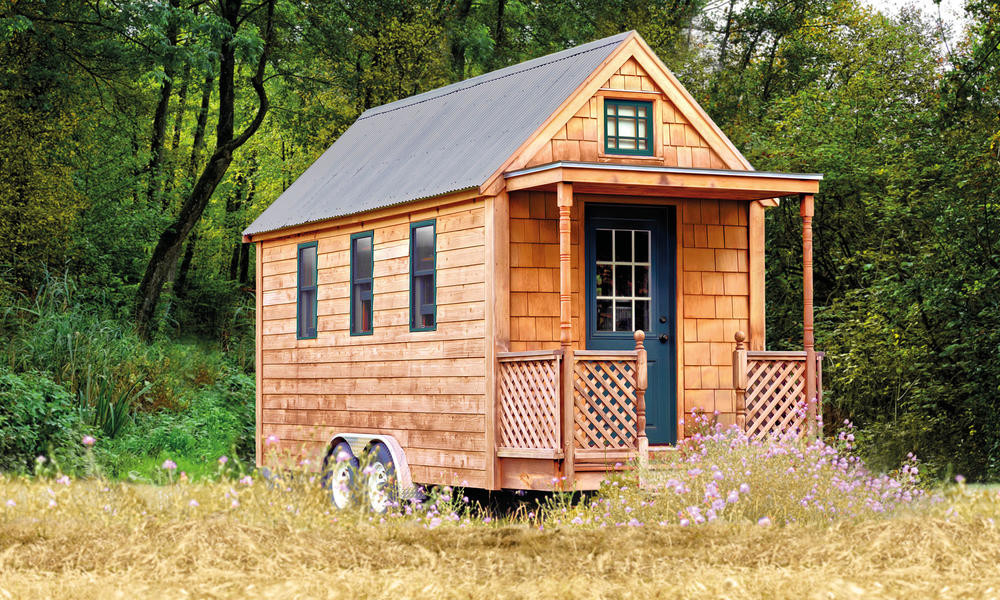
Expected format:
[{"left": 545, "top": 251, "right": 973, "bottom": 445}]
[
  {"left": 557, "top": 182, "right": 575, "bottom": 481},
  {"left": 801, "top": 193, "right": 817, "bottom": 437}
]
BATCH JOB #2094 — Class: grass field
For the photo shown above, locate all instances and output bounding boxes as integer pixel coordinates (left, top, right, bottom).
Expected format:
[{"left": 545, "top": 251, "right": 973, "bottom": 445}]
[
  {"left": 3, "top": 422, "right": 1000, "bottom": 600},
  {"left": 0, "top": 477, "right": 998, "bottom": 599}
]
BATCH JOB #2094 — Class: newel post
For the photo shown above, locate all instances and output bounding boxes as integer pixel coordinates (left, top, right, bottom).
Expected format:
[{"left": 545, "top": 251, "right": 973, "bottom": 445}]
[
  {"left": 733, "top": 331, "right": 748, "bottom": 431},
  {"left": 557, "top": 182, "right": 575, "bottom": 481},
  {"left": 801, "top": 193, "right": 818, "bottom": 437},
  {"left": 634, "top": 330, "right": 648, "bottom": 468}
]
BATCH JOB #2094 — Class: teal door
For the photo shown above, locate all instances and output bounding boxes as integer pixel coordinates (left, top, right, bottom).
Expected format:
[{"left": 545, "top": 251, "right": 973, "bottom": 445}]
[{"left": 585, "top": 204, "right": 677, "bottom": 444}]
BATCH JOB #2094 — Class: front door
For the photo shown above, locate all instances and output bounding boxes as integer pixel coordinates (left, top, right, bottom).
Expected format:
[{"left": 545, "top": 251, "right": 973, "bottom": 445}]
[{"left": 585, "top": 204, "right": 677, "bottom": 444}]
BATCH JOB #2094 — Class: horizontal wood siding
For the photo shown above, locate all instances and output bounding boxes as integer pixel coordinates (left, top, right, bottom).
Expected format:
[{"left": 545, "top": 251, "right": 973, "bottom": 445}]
[
  {"left": 258, "top": 200, "right": 488, "bottom": 489},
  {"left": 525, "top": 58, "right": 726, "bottom": 169},
  {"left": 680, "top": 198, "right": 749, "bottom": 434}
]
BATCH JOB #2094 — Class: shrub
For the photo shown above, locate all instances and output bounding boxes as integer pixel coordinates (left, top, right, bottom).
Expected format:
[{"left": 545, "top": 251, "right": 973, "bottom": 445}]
[{"left": 0, "top": 369, "right": 88, "bottom": 473}]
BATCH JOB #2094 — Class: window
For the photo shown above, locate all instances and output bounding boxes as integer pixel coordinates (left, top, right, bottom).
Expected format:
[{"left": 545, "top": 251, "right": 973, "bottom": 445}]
[
  {"left": 594, "top": 228, "right": 650, "bottom": 332},
  {"left": 296, "top": 241, "right": 318, "bottom": 339},
  {"left": 350, "top": 231, "right": 374, "bottom": 335},
  {"left": 604, "top": 99, "right": 653, "bottom": 156},
  {"left": 409, "top": 221, "right": 436, "bottom": 331}
]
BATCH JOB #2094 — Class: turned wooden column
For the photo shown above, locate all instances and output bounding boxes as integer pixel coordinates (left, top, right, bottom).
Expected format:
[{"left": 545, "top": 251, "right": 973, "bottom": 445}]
[
  {"left": 634, "top": 330, "right": 648, "bottom": 468},
  {"left": 557, "top": 182, "right": 575, "bottom": 481},
  {"left": 733, "top": 331, "right": 748, "bottom": 432},
  {"left": 801, "top": 193, "right": 818, "bottom": 436}
]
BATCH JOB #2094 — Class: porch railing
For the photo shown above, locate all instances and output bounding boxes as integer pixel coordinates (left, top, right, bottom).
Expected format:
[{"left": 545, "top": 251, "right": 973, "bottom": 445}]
[
  {"left": 496, "top": 333, "right": 649, "bottom": 469},
  {"left": 496, "top": 350, "right": 563, "bottom": 459},
  {"left": 733, "top": 333, "right": 824, "bottom": 438},
  {"left": 572, "top": 350, "right": 640, "bottom": 461}
]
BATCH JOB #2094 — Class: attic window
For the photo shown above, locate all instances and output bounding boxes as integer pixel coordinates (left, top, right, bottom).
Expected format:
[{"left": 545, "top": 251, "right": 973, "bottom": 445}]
[{"left": 604, "top": 100, "right": 653, "bottom": 156}]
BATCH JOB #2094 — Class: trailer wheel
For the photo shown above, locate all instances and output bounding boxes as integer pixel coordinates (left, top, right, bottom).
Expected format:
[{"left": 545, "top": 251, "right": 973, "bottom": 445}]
[
  {"left": 364, "top": 442, "right": 398, "bottom": 514},
  {"left": 323, "top": 442, "right": 359, "bottom": 510}
]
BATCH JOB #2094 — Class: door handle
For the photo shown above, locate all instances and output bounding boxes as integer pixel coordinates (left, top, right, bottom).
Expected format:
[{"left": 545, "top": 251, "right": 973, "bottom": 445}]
[{"left": 659, "top": 334, "right": 669, "bottom": 344}]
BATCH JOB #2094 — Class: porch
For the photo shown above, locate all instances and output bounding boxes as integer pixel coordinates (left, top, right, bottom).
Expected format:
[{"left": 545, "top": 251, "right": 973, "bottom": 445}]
[{"left": 493, "top": 161, "right": 824, "bottom": 487}]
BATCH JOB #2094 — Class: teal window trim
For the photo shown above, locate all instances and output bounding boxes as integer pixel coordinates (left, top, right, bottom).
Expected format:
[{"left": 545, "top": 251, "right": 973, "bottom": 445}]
[
  {"left": 350, "top": 231, "right": 374, "bottom": 336},
  {"left": 604, "top": 99, "right": 654, "bottom": 156},
  {"left": 409, "top": 220, "right": 437, "bottom": 332},
  {"left": 296, "top": 241, "right": 318, "bottom": 340}
]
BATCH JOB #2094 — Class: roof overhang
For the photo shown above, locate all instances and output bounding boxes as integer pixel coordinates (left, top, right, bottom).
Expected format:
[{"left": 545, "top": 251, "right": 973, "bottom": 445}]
[{"left": 504, "top": 161, "right": 821, "bottom": 201}]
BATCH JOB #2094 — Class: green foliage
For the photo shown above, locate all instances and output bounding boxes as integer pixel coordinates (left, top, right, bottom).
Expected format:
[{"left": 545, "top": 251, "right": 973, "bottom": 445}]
[
  {"left": 0, "top": 369, "right": 88, "bottom": 473},
  {"left": 97, "top": 370, "right": 255, "bottom": 480}
]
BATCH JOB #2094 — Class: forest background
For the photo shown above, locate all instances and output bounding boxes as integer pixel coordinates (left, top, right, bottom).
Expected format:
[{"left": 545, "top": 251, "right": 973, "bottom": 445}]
[{"left": 1, "top": 0, "right": 998, "bottom": 481}]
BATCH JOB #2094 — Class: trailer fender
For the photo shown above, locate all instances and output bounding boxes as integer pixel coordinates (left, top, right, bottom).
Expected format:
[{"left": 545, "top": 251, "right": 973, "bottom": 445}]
[{"left": 325, "top": 433, "right": 417, "bottom": 499}]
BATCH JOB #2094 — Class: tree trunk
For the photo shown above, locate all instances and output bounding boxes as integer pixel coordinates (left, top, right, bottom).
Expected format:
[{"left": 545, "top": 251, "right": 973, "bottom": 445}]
[
  {"left": 190, "top": 71, "right": 214, "bottom": 177},
  {"left": 135, "top": 0, "right": 274, "bottom": 339},
  {"left": 146, "top": 0, "right": 181, "bottom": 206},
  {"left": 161, "top": 60, "right": 191, "bottom": 201},
  {"left": 174, "top": 228, "right": 198, "bottom": 299}
]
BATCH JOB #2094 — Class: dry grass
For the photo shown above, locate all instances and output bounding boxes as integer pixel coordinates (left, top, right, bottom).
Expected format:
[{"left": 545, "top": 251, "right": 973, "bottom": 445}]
[{"left": 1, "top": 474, "right": 999, "bottom": 600}]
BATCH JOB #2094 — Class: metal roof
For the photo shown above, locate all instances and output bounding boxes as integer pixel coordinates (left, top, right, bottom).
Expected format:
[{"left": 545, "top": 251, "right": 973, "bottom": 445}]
[{"left": 244, "top": 31, "right": 632, "bottom": 237}]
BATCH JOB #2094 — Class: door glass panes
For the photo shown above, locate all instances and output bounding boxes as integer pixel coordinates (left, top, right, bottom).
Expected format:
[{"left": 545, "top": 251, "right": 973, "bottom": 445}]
[{"left": 594, "top": 229, "right": 651, "bottom": 332}]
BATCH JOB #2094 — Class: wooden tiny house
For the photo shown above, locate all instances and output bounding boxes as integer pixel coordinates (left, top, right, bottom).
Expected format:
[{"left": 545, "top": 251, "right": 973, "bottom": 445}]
[{"left": 244, "top": 31, "right": 823, "bottom": 499}]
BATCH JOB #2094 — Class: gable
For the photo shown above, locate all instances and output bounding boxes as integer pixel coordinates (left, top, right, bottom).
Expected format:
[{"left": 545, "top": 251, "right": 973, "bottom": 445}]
[{"left": 522, "top": 57, "right": 729, "bottom": 170}]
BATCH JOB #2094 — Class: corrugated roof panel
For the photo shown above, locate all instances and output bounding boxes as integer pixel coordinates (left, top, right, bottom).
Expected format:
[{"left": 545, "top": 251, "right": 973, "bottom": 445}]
[{"left": 244, "top": 32, "right": 631, "bottom": 236}]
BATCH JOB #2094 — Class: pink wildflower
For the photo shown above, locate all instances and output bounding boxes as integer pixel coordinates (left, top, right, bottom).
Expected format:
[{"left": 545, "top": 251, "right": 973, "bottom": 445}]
[
  {"left": 218, "top": 456, "right": 228, "bottom": 465},
  {"left": 82, "top": 435, "right": 96, "bottom": 447},
  {"left": 161, "top": 459, "right": 177, "bottom": 471}
]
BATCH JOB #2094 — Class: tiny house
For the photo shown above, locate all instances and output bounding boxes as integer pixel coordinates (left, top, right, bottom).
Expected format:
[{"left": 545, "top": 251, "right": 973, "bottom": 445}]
[{"left": 243, "top": 31, "right": 823, "bottom": 509}]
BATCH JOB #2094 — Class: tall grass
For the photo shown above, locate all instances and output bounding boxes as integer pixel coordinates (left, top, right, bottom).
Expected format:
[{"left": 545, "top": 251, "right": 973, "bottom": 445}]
[{"left": 1, "top": 444, "right": 998, "bottom": 599}]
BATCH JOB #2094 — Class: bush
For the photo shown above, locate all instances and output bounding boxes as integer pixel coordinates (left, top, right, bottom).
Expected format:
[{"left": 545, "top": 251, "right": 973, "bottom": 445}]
[
  {"left": 96, "top": 370, "right": 255, "bottom": 479},
  {"left": 0, "top": 369, "right": 88, "bottom": 473}
]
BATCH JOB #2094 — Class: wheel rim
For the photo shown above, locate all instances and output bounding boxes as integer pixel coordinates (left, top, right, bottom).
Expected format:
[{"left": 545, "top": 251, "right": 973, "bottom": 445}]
[
  {"left": 367, "top": 462, "right": 390, "bottom": 513},
  {"left": 330, "top": 462, "right": 353, "bottom": 509}
]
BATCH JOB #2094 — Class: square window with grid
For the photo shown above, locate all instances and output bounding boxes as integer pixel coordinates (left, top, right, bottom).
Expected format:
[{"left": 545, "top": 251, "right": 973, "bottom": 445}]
[
  {"left": 604, "top": 100, "right": 653, "bottom": 156},
  {"left": 594, "top": 228, "right": 650, "bottom": 332}
]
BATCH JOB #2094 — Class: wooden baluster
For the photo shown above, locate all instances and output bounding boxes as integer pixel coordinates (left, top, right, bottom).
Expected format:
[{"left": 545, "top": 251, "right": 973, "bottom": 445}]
[
  {"left": 634, "top": 330, "right": 648, "bottom": 468},
  {"left": 801, "top": 193, "right": 818, "bottom": 438},
  {"left": 733, "top": 331, "right": 748, "bottom": 432}
]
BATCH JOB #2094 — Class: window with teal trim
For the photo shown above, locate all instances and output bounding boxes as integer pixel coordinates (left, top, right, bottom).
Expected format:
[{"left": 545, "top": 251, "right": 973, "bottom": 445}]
[
  {"left": 351, "top": 232, "right": 374, "bottom": 335},
  {"left": 604, "top": 100, "right": 653, "bottom": 155},
  {"left": 409, "top": 221, "right": 436, "bottom": 331},
  {"left": 296, "top": 242, "right": 318, "bottom": 339}
]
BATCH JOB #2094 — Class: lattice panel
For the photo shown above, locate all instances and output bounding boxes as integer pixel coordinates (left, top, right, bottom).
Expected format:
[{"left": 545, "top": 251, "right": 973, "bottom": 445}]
[
  {"left": 573, "top": 359, "right": 637, "bottom": 450},
  {"left": 745, "top": 359, "right": 807, "bottom": 438},
  {"left": 497, "top": 357, "right": 561, "bottom": 451}
]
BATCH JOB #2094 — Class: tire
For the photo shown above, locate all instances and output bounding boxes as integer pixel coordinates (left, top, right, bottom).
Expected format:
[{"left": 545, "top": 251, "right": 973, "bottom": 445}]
[
  {"left": 322, "top": 441, "right": 359, "bottom": 510},
  {"left": 364, "top": 442, "right": 398, "bottom": 514}
]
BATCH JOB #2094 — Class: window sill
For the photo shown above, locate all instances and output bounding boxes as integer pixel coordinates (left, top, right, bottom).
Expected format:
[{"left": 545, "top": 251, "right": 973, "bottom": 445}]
[{"left": 597, "top": 154, "right": 665, "bottom": 165}]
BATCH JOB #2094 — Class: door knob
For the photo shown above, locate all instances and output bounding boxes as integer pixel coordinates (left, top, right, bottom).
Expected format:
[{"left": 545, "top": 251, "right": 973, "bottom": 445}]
[{"left": 659, "top": 334, "right": 669, "bottom": 343}]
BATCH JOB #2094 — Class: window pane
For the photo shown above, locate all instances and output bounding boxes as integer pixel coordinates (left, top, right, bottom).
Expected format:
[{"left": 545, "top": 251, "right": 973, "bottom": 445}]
[
  {"left": 596, "top": 299, "right": 613, "bottom": 331},
  {"left": 618, "top": 118, "right": 636, "bottom": 138},
  {"left": 414, "top": 225, "right": 434, "bottom": 270},
  {"left": 353, "top": 236, "right": 372, "bottom": 280},
  {"left": 352, "top": 282, "right": 372, "bottom": 333},
  {"left": 638, "top": 121, "right": 646, "bottom": 137},
  {"left": 615, "top": 230, "right": 631, "bottom": 262},
  {"left": 635, "top": 231, "right": 649, "bottom": 262},
  {"left": 637, "top": 139, "right": 647, "bottom": 150},
  {"left": 607, "top": 119, "right": 616, "bottom": 136},
  {"left": 596, "top": 229, "right": 612, "bottom": 261},
  {"left": 299, "top": 245, "right": 316, "bottom": 287},
  {"left": 635, "top": 265, "right": 649, "bottom": 297},
  {"left": 637, "top": 106, "right": 647, "bottom": 118},
  {"left": 619, "top": 138, "right": 636, "bottom": 149},
  {"left": 615, "top": 301, "right": 632, "bottom": 332},
  {"left": 596, "top": 264, "right": 613, "bottom": 296},
  {"left": 615, "top": 265, "right": 632, "bottom": 297},
  {"left": 412, "top": 274, "right": 435, "bottom": 328},
  {"left": 298, "top": 288, "right": 316, "bottom": 337},
  {"left": 635, "top": 300, "right": 649, "bottom": 333},
  {"left": 618, "top": 105, "right": 636, "bottom": 117}
]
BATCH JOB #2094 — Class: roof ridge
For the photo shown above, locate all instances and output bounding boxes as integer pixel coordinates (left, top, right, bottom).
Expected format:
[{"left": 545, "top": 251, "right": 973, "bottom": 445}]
[{"left": 358, "top": 33, "right": 629, "bottom": 122}]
